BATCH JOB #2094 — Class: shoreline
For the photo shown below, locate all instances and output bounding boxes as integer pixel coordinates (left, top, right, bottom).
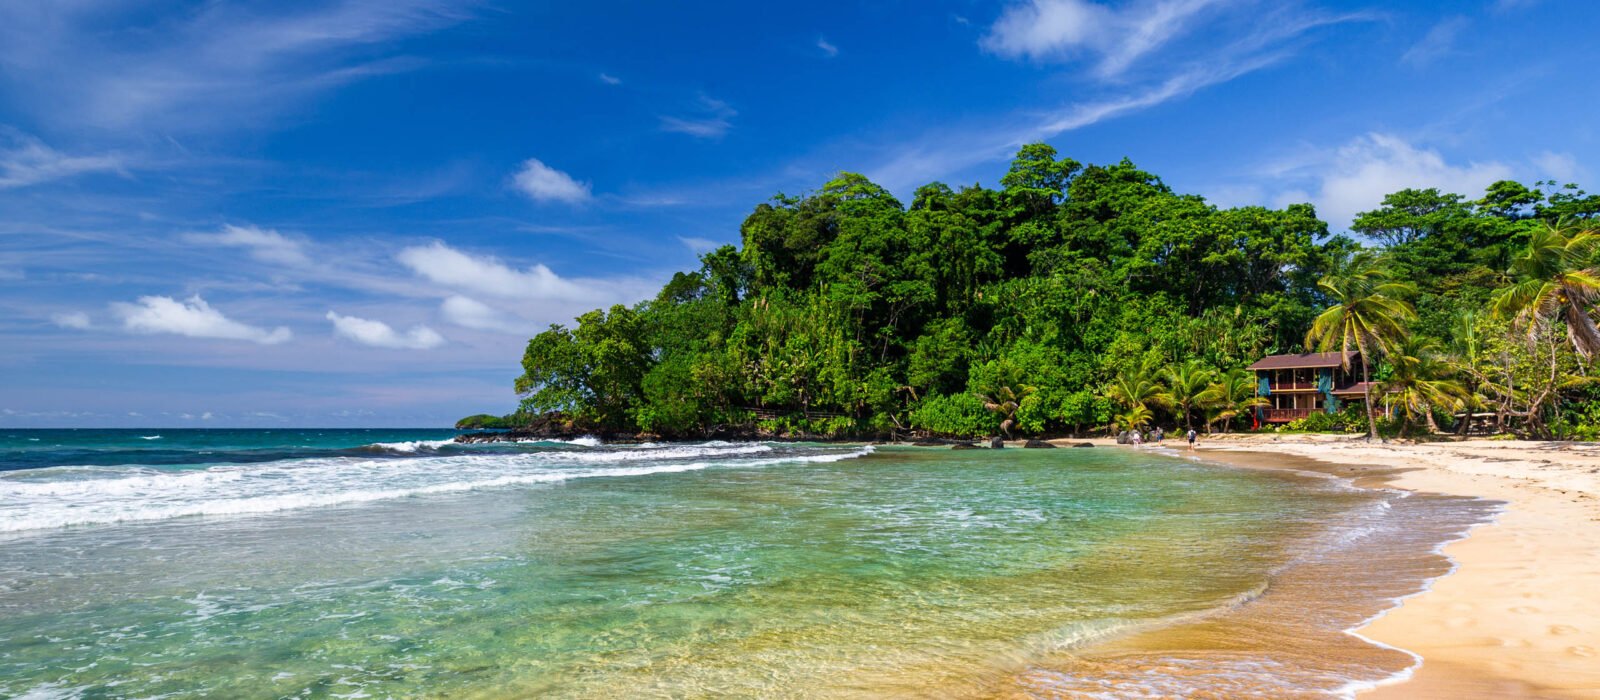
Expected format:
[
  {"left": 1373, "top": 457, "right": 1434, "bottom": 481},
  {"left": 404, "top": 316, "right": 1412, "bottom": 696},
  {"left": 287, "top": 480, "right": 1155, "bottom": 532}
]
[{"left": 1070, "top": 434, "right": 1600, "bottom": 698}]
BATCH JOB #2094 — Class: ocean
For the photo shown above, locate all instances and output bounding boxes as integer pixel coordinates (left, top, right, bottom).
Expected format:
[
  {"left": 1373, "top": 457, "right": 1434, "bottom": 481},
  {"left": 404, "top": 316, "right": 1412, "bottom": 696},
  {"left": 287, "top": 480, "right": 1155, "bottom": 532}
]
[{"left": 0, "top": 430, "right": 1495, "bottom": 698}]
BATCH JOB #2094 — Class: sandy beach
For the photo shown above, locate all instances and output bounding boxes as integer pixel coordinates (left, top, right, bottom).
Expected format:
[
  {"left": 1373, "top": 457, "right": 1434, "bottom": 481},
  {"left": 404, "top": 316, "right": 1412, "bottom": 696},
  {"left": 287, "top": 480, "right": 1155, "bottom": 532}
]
[{"left": 1170, "top": 434, "right": 1600, "bottom": 698}]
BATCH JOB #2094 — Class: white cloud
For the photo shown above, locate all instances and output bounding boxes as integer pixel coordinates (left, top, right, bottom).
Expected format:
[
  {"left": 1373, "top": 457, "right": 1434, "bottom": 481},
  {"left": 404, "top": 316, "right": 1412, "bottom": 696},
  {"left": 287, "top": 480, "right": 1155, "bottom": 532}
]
[
  {"left": 396, "top": 242, "right": 590, "bottom": 301},
  {"left": 1287, "top": 133, "right": 1515, "bottom": 228},
  {"left": 326, "top": 311, "right": 445, "bottom": 349},
  {"left": 440, "top": 295, "right": 526, "bottom": 334},
  {"left": 1400, "top": 17, "right": 1468, "bottom": 68},
  {"left": 982, "top": 0, "right": 1226, "bottom": 78},
  {"left": 865, "top": 4, "right": 1364, "bottom": 194},
  {"left": 817, "top": 37, "right": 839, "bottom": 57},
  {"left": 184, "top": 224, "right": 311, "bottom": 266},
  {"left": 1534, "top": 151, "right": 1582, "bottom": 182},
  {"left": 51, "top": 311, "right": 92, "bottom": 329},
  {"left": 0, "top": 1, "right": 477, "bottom": 131},
  {"left": 512, "top": 158, "right": 591, "bottom": 204},
  {"left": 112, "top": 295, "right": 292, "bottom": 345},
  {"left": 677, "top": 236, "right": 719, "bottom": 253},
  {"left": 661, "top": 95, "right": 737, "bottom": 139},
  {"left": 0, "top": 129, "right": 123, "bottom": 189},
  {"left": 599, "top": 72, "right": 622, "bottom": 85}
]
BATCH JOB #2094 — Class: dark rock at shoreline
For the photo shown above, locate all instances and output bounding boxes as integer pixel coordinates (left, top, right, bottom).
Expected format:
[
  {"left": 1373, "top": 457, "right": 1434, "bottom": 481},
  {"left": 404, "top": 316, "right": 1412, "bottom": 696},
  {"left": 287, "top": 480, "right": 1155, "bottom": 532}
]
[
  {"left": 1072, "top": 442, "right": 1095, "bottom": 448},
  {"left": 1023, "top": 439, "right": 1056, "bottom": 448},
  {"left": 950, "top": 443, "right": 982, "bottom": 450},
  {"left": 989, "top": 436, "right": 1005, "bottom": 449}
]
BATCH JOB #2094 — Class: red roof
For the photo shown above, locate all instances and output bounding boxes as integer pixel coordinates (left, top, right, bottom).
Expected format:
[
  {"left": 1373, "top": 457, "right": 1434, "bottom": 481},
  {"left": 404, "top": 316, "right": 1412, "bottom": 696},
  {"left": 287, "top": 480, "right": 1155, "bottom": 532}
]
[
  {"left": 1331, "top": 381, "right": 1380, "bottom": 396},
  {"left": 1247, "top": 351, "right": 1357, "bottom": 371}
]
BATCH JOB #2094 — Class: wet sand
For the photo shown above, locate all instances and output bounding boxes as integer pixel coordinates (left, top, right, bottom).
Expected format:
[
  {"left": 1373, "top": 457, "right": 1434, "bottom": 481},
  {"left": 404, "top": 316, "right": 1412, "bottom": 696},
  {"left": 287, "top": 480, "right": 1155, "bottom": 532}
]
[{"left": 1161, "top": 434, "right": 1600, "bottom": 698}]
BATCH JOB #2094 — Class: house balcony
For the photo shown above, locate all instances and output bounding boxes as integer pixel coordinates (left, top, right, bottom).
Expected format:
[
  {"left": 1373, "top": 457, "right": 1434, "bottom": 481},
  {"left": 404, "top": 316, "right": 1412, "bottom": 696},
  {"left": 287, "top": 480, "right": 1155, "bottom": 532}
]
[{"left": 1265, "top": 381, "right": 1321, "bottom": 392}]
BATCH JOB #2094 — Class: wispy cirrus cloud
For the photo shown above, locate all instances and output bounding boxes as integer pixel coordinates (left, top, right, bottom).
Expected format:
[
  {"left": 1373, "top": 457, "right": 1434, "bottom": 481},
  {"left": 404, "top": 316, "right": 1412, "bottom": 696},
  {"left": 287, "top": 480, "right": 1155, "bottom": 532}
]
[
  {"left": 1401, "top": 16, "right": 1469, "bottom": 68},
  {"left": 863, "top": 1, "right": 1369, "bottom": 193},
  {"left": 0, "top": 129, "right": 123, "bottom": 189},
  {"left": 0, "top": 0, "right": 478, "bottom": 131},
  {"left": 183, "top": 224, "right": 312, "bottom": 267},
  {"left": 816, "top": 37, "right": 840, "bottom": 58},
  {"left": 661, "top": 94, "right": 737, "bottom": 139}
]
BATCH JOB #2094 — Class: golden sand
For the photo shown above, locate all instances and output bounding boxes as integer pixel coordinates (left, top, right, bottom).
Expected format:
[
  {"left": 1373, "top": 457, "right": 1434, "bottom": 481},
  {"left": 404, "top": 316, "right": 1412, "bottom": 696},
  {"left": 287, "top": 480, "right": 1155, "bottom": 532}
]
[{"left": 1189, "top": 434, "right": 1600, "bottom": 698}]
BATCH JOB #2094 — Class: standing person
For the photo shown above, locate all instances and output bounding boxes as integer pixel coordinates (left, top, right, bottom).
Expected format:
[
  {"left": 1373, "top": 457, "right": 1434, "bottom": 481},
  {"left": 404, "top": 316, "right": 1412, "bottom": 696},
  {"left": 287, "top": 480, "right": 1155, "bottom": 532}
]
[
  {"left": 1154, "top": 426, "right": 1164, "bottom": 443},
  {"left": 1186, "top": 428, "right": 1197, "bottom": 451}
]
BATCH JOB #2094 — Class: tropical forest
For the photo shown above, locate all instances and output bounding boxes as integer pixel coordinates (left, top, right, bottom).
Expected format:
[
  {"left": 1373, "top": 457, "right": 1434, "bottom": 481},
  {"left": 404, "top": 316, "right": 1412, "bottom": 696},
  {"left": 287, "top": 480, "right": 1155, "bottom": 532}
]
[{"left": 488, "top": 144, "right": 1600, "bottom": 441}]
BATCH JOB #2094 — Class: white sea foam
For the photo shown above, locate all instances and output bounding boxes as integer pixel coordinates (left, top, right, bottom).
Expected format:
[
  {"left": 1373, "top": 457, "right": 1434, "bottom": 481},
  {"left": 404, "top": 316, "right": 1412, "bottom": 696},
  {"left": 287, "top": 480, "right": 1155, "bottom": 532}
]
[
  {"left": 364, "top": 439, "right": 455, "bottom": 453},
  {"left": 139, "top": 435, "right": 162, "bottom": 440},
  {"left": 517, "top": 436, "right": 602, "bottom": 447},
  {"left": 0, "top": 443, "right": 870, "bottom": 533}
]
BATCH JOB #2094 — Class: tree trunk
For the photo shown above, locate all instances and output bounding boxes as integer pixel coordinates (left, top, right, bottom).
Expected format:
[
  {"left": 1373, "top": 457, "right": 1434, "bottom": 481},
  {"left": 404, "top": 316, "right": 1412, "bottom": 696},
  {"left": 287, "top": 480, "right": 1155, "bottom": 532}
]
[
  {"left": 1362, "top": 357, "right": 1379, "bottom": 442},
  {"left": 1424, "top": 404, "right": 1440, "bottom": 434}
]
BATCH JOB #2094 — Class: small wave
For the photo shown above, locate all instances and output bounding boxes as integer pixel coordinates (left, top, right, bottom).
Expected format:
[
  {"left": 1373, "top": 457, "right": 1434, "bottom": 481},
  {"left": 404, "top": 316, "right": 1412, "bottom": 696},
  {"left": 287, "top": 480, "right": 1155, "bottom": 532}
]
[
  {"left": 516, "top": 436, "right": 602, "bottom": 447},
  {"left": 139, "top": 435, "right": 163, "bottom": 441},
  {"left": 0, "top": 443, "right": 873, "bottom": 533},
  {"left": 360, "top": 439, "right": 456, "bottom": 454}
]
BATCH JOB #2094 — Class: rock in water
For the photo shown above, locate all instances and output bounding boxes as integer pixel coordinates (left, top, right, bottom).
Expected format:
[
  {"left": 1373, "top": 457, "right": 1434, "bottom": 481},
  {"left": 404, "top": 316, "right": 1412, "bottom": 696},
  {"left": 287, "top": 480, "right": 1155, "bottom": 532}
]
[
  {"left": 990, "top": 436, "right": 1005, "bottom": 449},
  {"left": 1023, "top": 439, "right": 1056, "bottom": 448},
  {"left": 1073, "top": 442, "right": 1094, "bottom": 448},
  {"left": 951, "top": 443, "right": 981, "bottom": 450}
]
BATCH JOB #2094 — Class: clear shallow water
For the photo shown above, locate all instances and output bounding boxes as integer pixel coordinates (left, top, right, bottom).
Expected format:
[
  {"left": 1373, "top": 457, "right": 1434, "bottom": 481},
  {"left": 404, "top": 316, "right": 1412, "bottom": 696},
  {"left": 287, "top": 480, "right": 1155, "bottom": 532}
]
[{"left": 0, "top": 431, "right": 1492, "bottom": 698}]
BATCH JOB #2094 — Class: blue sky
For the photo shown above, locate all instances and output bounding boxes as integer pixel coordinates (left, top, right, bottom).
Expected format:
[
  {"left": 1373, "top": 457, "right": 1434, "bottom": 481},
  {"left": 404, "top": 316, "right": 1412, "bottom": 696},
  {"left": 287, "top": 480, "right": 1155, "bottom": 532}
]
[{"left": 2, "top": 0, "right": 1595, "bottom": 427}]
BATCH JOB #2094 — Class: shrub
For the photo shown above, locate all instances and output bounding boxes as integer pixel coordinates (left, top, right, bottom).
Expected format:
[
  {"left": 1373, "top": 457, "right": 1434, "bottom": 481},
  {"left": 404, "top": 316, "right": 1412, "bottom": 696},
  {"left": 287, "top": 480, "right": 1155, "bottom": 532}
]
[{"left": 909, "top": 393, "right": 997, "bottom": 438}]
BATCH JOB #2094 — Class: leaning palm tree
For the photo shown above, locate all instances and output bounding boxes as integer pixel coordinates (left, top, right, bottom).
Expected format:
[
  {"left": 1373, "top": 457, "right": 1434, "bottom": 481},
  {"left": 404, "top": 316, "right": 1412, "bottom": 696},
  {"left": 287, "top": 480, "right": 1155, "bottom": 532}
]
[
  {"left": 1197, "top": 368, "right": 1268, "bottom": 434},
  {"left": 1114, "top": 404, "right": 1154, "bottom": 433},
  {"left": 1491, "top": 221, "right": 1600, "bottom": 362},
  {"left": 979, "top": 384, "right": 1034, "bottom": 440},
  {"left": 1162, "top": 360, "right": 1214, "bottom": 430},
  {"left": 1380, "top": 336, "right": 1470, "bottom": 435},
  {"left": 1306, "top": 252, "right": 1418, "bottom": 441}
]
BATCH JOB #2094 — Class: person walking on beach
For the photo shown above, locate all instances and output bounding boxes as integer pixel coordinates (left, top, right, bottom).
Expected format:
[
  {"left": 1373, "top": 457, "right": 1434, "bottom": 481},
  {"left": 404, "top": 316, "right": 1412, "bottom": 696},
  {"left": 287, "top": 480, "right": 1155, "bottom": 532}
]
[
  {"left": 1154, "top": 426, "right": 1164, "bottom": 443},
  {"left": 1186, "top": 428, "right": 1197, "bottom": 451}
]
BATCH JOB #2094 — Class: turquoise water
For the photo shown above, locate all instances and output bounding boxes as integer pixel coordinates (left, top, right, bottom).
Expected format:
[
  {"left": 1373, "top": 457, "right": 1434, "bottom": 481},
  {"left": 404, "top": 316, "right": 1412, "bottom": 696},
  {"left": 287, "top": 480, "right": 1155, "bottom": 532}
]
[{"left": 0, "top": 431, "right": 1488, "bottom": 697}]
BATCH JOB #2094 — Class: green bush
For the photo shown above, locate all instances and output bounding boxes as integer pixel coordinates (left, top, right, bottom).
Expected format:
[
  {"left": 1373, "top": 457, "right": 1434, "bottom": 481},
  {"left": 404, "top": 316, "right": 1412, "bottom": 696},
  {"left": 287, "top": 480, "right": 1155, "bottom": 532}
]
[
  {"left": 1282, "top": 409, "right": 1367, "bottom": 433},
  {"left": 909, "top": 393, "right": 997, "bottom": 437}
]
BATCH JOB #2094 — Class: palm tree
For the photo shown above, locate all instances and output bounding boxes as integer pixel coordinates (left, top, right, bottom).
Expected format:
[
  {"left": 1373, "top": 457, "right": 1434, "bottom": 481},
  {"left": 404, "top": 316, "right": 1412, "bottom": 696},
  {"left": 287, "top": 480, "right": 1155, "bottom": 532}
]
[
  {"left": 1114, "top": 404, "right": 1154, "bottom": 433},
  {"left": 1163, "top": 360, "right": 1214, "bottom": 430},
  {"left": 1306, "top": 252, "right": 1418, "bottom": 441},
  {"left": 1380, "top": 336, "right": 1469, "bottom": 435},
  {"left": 979, "top": 384, "right": 1034, "bottom": 440},
  {"left": 1446, "top": 311, "right": 1495, "bottom": 435},
  {"left": 1197, "top": 369, "right": 1268, "bottom": 434},
  {"left": 1106, "top": 365, "right": 1168, "bottom": 409},
  {"left": 1491, "top": 221, "right": 1600, "bottom": 361},
  {"left": 1103, "top": 366, "right": 1168, "bottom": 435}
]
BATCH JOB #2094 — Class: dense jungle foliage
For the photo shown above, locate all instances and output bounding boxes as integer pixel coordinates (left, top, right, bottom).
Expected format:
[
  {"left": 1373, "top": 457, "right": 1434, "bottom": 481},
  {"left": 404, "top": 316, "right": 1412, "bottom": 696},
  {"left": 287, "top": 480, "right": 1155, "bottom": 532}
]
[{"left": 492, "top": 144, "right": 1600, "bottom": 440}]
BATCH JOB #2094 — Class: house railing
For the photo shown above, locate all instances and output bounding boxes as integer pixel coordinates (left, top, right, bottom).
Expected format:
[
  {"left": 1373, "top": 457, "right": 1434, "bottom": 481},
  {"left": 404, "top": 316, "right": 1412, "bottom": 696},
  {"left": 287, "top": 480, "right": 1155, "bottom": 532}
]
[
  {"left": 1266, "top": 381, "right": 1320, "bottom": 391},
  {"left": 1261, "top": 408, "right": 1314, "bottom": 422}
]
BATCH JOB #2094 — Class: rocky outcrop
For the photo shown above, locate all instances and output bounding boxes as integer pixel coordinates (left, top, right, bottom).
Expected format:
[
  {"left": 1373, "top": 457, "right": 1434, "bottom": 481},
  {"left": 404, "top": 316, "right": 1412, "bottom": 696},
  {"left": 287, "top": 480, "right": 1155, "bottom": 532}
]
[{"left": 1023, "top": 439, "right": 1056, "bottom": 448}]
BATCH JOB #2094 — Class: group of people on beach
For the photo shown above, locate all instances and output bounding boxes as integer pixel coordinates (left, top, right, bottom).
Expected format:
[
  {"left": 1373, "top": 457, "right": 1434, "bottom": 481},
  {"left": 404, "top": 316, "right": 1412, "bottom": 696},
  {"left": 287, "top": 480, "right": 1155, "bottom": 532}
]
[{"left": 1120, "top": 426, "right": 1199, "bottom": 450}]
